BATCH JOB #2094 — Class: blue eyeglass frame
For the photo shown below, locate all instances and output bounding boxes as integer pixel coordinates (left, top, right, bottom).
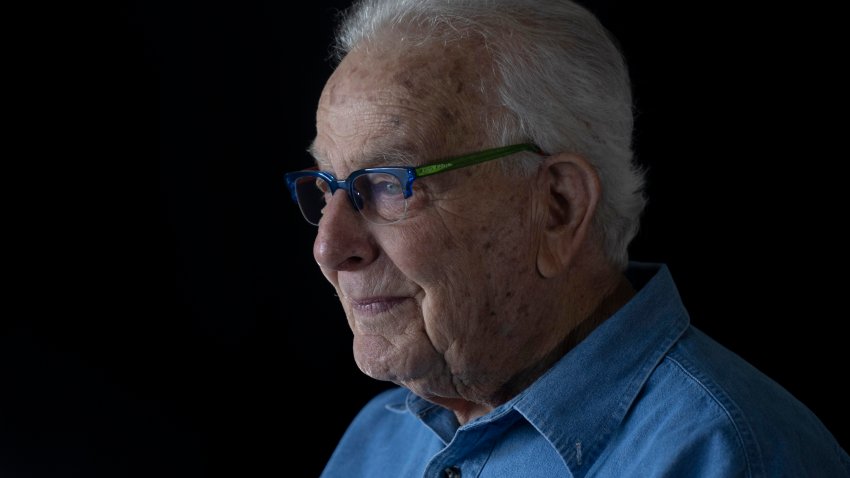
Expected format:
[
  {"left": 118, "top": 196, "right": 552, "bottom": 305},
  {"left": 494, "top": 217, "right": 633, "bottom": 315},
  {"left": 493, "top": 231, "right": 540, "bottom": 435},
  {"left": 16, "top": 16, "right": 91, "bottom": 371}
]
[{"left": 284, "top": 142, "right": 544, "bottom": 222}]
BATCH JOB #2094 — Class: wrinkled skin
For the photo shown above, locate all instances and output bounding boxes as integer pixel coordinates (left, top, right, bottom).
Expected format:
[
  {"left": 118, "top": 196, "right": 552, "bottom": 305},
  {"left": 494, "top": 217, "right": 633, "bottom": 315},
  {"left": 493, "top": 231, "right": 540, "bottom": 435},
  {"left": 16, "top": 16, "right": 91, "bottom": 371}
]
[{"left": 310, "top": 36, "right": 628, "bottom": 423}]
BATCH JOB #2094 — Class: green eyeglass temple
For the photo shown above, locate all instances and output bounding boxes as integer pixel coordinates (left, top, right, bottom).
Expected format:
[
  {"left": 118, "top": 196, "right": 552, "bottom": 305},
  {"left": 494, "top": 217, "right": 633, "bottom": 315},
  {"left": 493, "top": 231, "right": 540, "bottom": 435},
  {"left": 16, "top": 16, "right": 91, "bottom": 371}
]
[{"left": 415, "top": 143, "right": 543, "bottom": 177}]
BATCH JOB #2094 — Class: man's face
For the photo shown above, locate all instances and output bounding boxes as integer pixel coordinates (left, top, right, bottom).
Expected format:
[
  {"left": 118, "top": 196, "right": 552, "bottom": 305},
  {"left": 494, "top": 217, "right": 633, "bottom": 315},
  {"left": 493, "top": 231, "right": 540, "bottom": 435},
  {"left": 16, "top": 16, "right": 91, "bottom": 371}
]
[{"left": 311, "top": 39, "right": 557, "bottom": 404}]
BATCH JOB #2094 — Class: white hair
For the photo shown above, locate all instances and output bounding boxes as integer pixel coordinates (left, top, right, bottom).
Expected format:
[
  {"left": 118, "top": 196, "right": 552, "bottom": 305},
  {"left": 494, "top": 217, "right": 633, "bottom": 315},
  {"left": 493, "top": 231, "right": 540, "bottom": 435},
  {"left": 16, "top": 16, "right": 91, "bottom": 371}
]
[{"left": 332, "top": 0, "right": 646, "bottom": 269}]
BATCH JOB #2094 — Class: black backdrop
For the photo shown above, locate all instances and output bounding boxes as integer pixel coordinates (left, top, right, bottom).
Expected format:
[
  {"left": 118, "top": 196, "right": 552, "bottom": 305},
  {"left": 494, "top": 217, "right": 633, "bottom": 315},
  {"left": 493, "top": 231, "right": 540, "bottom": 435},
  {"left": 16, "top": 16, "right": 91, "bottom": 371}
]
[{"left": 3, "top": 1, "right": 846, "bottom": 477}]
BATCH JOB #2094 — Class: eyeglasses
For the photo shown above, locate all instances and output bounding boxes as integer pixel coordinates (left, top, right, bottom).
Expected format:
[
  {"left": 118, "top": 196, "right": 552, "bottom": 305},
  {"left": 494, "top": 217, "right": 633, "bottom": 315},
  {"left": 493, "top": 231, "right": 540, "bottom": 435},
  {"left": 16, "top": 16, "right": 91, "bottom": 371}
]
[{"left": 284, "top": 143, "right": 544, "bottom": 226}]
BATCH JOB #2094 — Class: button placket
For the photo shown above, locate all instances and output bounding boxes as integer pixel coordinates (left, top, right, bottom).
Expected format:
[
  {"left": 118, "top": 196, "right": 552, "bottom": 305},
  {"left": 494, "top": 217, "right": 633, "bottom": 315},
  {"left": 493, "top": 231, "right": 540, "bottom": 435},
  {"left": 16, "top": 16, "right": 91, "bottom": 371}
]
[{"left": 443, "top": 466, "right": 462, "bottom": 478}]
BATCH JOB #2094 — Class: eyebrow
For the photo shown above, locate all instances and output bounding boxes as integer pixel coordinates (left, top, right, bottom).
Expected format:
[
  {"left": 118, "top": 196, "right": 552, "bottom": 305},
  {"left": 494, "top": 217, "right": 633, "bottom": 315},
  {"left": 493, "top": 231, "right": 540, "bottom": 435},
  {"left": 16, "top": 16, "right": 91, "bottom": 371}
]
[{"left": 306, "top": 142, "right": 421, "bottom": 172}]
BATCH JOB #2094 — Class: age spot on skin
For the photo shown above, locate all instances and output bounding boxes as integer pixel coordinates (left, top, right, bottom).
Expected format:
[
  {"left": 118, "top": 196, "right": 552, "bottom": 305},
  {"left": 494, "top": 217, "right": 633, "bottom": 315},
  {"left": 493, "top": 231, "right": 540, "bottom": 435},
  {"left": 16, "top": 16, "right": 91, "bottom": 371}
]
[
  {"left": 349, "top": 66, "right": 362, "bottom": 79},
  {"left": 392, "top": 68, "right": 430, "bottom": 98},
  {"left": 327, "top": 83, "right": 345, "bottom": 106},
  {"left": 517, "top": 303, "right": 530, "bottom": 317},
  {"left": 439, "top": 106, "right": 458, "bottom": 125}
]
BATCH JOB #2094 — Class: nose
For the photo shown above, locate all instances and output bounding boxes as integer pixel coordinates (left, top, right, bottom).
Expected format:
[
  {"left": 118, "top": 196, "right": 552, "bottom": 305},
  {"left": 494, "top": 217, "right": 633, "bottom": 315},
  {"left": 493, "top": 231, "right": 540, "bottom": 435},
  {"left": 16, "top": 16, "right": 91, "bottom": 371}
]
[{"left": 313, "top": 189, "right": 379, "bottom": 271}]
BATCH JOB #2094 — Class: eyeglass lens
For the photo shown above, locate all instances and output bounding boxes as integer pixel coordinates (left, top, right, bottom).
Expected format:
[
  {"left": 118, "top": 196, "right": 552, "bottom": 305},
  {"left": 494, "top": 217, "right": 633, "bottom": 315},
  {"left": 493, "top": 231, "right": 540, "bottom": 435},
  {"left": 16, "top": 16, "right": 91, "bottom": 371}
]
[{"left": 294, "top": 173, "right": 407, "bottom": 225}]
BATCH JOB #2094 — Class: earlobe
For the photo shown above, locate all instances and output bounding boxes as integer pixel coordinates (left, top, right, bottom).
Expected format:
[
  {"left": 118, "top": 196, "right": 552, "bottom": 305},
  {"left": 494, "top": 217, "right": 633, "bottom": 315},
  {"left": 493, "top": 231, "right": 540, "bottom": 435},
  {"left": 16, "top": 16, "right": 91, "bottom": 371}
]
[
  {"left": 536, "top": 240, "right": 561, "bottom": 278},
  {"left": 535, "top": 153, "right": 601, "bottom": 278}
]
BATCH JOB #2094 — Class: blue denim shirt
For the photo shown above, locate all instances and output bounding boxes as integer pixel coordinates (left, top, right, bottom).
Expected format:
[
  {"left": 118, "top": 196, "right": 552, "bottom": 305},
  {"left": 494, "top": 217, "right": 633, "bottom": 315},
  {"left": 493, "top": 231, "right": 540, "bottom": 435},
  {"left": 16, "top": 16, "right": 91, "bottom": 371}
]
[{"left": 321, "top": 263, "right": 849, "bottom": 477}]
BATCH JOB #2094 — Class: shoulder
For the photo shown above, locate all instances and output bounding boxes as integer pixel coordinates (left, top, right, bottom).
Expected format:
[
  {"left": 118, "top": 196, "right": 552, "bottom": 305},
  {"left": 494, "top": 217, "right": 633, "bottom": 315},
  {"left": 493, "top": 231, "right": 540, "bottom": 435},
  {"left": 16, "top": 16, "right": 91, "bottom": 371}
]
[
  {"left": 341, "top": 387, "right": 415, "bottom": 439},
  {"left": 355, "top": 386, "right": 409, "bottom": 415},
  {"left": 633, "top": 326, "right": 850, "bottom": 477},
  {"left": 321, "top": 387, "right": 442, "bottom": 478}
]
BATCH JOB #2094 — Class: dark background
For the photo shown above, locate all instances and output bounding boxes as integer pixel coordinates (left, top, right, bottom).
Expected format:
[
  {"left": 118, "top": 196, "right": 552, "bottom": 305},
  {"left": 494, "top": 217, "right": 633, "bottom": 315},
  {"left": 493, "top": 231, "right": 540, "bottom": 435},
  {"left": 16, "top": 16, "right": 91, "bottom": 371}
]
[{"left": 3, "top": 1, "right": 845, "bottom": 477}]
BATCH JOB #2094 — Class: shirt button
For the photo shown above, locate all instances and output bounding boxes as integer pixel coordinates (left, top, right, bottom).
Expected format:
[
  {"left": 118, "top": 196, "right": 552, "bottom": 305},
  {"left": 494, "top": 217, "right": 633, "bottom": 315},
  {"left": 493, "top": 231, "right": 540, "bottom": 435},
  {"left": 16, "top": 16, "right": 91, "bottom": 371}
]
[{"left": 443, "top": 466, "right": 461, "bottom": 478}]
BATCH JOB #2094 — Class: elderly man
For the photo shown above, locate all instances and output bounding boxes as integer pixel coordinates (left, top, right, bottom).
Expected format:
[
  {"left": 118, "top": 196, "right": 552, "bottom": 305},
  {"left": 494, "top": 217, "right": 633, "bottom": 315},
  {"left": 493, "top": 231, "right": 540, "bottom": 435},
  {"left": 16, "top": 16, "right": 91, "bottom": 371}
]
[{"left": 285, "top": 0, "right": 849, "bottom": 476}]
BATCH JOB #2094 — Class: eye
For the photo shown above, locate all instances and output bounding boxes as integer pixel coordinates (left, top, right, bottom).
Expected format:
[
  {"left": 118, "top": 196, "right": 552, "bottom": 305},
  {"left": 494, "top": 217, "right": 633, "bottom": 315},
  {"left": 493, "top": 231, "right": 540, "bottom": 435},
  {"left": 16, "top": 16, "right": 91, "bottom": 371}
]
[
  {"left": 376, "top": 180, "right": 402, "bottom": 197},
  {"left": 356, "top": 173, "right": 404, "bottom": 200}
]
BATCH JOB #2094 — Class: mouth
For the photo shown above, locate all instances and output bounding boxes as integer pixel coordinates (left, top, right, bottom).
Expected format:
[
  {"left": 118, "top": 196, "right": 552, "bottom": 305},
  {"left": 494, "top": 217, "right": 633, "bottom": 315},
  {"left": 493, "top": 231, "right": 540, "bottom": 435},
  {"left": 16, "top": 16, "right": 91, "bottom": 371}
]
[{"left": 348, "top": 296, "right": 410, "bottom": 315}]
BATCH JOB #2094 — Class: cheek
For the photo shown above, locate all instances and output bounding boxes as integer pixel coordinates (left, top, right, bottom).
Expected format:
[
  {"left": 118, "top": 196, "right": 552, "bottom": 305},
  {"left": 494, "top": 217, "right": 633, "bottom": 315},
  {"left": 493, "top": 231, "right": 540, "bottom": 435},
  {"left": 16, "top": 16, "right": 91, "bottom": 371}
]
[
  {"left": 380, "top": 183, "right": 536, "bottom": 337},
  {"left": 389, "top": 185, "right": 534, "bottom": 293},
  {"left": 378, "top": 220, "right": 480, "bottom": 336},
  {"left": 383, "top": 219, "right": 460, "bottom": 281}
]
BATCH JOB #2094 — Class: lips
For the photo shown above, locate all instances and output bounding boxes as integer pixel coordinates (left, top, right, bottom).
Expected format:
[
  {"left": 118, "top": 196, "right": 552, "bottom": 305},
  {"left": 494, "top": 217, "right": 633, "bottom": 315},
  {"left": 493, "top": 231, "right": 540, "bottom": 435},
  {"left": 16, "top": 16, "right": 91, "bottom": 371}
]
[{"left": 348, "top": 296, "right": 410, "bottom": 315}]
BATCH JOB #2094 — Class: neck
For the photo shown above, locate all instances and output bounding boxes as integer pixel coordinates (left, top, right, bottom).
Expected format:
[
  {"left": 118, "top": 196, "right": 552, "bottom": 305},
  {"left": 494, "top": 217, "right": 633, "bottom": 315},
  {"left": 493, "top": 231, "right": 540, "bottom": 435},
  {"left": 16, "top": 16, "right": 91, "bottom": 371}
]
[
  {"left": 445, "top": 270, "right": 636, "bottom": 425},
  {"left": 492, "top": 272, "right": 635, "bottom": 401},
  {"left": 565, "top": 272, "right": 635, "bottom": 349}
]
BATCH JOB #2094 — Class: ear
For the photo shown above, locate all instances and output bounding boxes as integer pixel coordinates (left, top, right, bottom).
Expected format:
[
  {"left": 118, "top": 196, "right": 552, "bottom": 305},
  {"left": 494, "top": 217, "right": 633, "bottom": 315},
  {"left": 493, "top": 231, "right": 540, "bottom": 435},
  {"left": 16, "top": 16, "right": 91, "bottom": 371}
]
[{"left": 535, "top": 153, "right": 601, "bottom": 278}]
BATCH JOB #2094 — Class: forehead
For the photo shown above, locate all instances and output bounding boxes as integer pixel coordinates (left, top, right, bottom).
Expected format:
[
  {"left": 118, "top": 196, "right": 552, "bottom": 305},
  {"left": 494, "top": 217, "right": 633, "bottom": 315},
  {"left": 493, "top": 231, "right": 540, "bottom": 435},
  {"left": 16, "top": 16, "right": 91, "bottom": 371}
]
[{"left": 312, "top": 36, "right": 493, "bottom": 171}]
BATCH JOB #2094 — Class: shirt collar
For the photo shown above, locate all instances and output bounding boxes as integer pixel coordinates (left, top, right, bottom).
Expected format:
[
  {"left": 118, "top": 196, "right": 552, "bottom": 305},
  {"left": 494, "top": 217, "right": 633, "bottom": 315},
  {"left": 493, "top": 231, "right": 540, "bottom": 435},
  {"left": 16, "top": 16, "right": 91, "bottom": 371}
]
[
  {"left": 512, "top": 262, "right": 690, "bottom": 476},
  {"left": 394, "top": 262, "right": 690, "bottom": 475}
]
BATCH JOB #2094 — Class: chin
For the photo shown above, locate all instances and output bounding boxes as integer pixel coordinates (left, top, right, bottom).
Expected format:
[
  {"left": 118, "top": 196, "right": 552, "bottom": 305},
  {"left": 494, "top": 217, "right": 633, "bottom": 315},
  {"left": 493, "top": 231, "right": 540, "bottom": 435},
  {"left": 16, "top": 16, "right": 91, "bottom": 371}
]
[
  {"left": 352, "top": 334, "right": 404, "bottom": 380},
  {"left": 353, "top": 334, "right": 446, "bottom": 386}
]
